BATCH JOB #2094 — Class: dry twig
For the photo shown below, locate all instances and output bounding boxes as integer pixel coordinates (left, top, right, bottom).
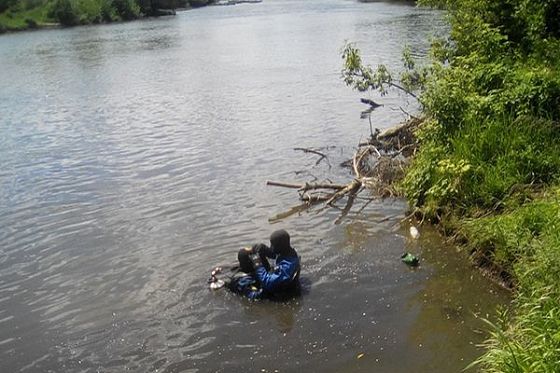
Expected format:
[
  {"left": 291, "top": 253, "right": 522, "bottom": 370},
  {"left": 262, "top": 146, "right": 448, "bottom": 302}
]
[{"left": 294, "top": 147, "right": 331, "bottom": 167}]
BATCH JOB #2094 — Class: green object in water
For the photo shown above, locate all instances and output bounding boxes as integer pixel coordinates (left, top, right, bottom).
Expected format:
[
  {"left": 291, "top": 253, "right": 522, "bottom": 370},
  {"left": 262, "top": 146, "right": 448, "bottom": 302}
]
[{"left": 401, "top": 252, "right": 419, "bottom": 267}]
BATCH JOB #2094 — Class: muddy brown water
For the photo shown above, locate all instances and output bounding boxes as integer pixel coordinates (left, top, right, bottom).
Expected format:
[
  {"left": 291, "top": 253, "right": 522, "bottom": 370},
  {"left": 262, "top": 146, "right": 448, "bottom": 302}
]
[{"left": 0, "top": 1, "right": 508, "bottom": 372}]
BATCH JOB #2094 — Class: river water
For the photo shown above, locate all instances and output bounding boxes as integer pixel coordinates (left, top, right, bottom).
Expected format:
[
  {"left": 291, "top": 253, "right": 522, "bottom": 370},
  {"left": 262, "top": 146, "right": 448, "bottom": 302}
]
[{"left": 0, "top": 1, "right": 508, "bottom": 372}]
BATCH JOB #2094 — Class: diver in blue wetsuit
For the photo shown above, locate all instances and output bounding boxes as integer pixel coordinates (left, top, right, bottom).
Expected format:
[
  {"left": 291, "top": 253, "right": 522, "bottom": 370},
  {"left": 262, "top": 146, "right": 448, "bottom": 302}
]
[
  {"left": 211, "top": 230, "right": 300, "bottom": 300},
  {"left": 250, "top": 229, "right": 301, "bottom": 295}
]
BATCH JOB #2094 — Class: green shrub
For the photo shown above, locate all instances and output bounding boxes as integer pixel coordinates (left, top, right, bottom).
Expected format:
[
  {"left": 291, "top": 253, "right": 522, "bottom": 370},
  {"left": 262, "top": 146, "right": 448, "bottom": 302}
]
[
  {"left": 0, "top": 0, "right": 17, "bottom": 12},
  {"left": 23, "top": 0, "right": 44, "bottom": 10},
  {"left": 48, "top": 0, "right": 141, "bottom": 25},
  {"left": 113, "top": 0, "right": 139, "bottom": 20},
  {"left": 50, "top": 0, "right": 79, "bottom": 25},
  {"left": 99, "top": 0, "right": 118, "bottom": 22},
  {"left": 402, "top": 114, "right": 560, "bottom": 222},
  {"left": 25, "top": 17, "right": 37, "bottom": 27},
  {"left": 75, "top": 0, "right": 104, "bottom": 23}
]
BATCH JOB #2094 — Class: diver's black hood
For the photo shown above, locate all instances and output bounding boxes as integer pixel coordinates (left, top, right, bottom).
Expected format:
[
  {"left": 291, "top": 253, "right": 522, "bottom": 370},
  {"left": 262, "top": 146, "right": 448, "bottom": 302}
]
[{"left": 270, "top": 230, "right": 296, "bottom": 257}]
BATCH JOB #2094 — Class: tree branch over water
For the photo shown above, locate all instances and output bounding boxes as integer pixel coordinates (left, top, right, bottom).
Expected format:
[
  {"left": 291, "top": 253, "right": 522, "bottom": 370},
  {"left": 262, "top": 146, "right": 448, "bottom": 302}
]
[{"left": 341, "top": 42, "right": 422, "bottom": 100}]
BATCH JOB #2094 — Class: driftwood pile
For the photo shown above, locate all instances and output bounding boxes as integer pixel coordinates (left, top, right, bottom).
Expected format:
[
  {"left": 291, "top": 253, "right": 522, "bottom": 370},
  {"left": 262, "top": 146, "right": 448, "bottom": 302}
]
[{"left": 267, "top": 117, "right": 421, "bottom": 220}]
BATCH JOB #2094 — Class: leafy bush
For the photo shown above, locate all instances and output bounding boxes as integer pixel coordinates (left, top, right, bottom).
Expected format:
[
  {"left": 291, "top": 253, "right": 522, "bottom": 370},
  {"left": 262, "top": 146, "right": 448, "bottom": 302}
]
[
  {"left": 23, "top": 0, "right": 44, "bottom": 10},
  {"left": 113, "top": 0, "right": 140, "bottom": 20},
  {"left": 76, "top": 0, "right": 104, "bottom": 23},
  {"left": 0, "top": 0, "right": 17, "bottom": 12},
  {"left": 49, "top": 0, "right": 141, "bottom": 25},
  {"left": 403, "top": 115, "right": 560, "bottom": 217},
  {"left": 24, "top": 17, "right": 38, "bottom": 27},
  {"left": 99, "top": 0, "right": 118, "bottom": 21},
  {"left": 50, "top": 0, "right": 79, "bottom": 25}
]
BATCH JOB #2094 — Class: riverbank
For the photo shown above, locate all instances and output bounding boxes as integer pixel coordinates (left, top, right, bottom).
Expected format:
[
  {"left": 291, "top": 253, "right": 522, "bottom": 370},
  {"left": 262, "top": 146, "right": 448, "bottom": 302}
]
[
  {"left": 404, "top": 1, "right": 560, "bottom": 371},
  {"left": 0, "top": 0, "right": 259, "bottom": 33},
  {"left": 0, "top": 0, "right": 150, "bottom": 33},
  {"left": 343, "top": 0, "right": 559, "bottom": 370}
]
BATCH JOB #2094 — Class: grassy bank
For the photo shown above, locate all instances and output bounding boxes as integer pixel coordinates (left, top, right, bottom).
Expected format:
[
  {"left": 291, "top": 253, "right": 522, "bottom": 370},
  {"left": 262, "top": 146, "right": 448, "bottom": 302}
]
[
  {"left": 0, "top": 0, "right": 212, "bottom": 32},
  {"left": 344, "top": 0, "right": 559, "bottom": 371},
  {"left": 0, "top": 0, "right": 53, "bottom": 31},
  {"left": 0, "top": 0, "right": 227, "bottom": 33},
  {"left": 407, "top": 0, "right": 560, "bottom": 371},
  {"left": 0, "top": 0, "right": 142, "bottom": 32}
]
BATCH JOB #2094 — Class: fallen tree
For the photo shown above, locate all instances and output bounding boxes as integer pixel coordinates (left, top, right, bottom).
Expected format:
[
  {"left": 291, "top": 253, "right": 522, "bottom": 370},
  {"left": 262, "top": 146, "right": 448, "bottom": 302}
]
[{"left": 267, "top": 117, "right": 421, "bottom": 221}]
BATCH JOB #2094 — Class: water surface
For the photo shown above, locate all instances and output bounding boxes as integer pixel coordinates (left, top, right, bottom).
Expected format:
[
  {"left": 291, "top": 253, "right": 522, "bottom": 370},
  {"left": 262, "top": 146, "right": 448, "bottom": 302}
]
[{"left": 0, "top": 1, "right": 508, "bottom": 372}]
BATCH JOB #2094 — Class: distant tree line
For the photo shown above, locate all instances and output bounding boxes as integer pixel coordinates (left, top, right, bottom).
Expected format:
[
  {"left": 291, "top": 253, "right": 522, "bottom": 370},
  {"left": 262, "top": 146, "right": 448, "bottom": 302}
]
[
  {"left": 0, "top": 0, "right": 217, "bottom": 29},
  {"left": 49, "top": 0, "right": 139, "bottom": 25},
  {"left": 48, "top": 0, "right": 195, "bottom": 25}
]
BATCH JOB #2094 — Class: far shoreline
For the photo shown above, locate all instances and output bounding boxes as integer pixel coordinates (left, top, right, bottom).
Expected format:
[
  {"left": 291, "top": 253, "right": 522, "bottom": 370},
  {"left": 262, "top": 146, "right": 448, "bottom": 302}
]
[{"left": 0, "top": 0, "right": 262, "bottom": 35}]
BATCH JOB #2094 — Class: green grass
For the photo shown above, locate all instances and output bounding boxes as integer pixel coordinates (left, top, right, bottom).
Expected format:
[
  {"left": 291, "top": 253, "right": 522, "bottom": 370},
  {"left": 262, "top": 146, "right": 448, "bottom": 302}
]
[
  {"left": 0, "top": 1, "right": 53, "bottom": 31},
  {"left": 462, "top": 190, "right": 560, "bottom": 372},
  {"left": 462, "top": 189, "right": 560, "bottom": 276},
  {"left": 402, "top": 114, "right": 560, "bottom": 220}
]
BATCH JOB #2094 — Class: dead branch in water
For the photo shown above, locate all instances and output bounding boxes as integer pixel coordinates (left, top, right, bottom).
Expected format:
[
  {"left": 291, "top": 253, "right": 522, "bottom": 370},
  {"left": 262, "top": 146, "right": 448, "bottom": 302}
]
[
  {"left": 267, "top": 117, "right": 422, "bottom": 220},
  {"left": 266, "top": 180, "right": 346, "bottom": 192},
  {"left": 294, "top": 147, "right": 331, "bottom": 167}
]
